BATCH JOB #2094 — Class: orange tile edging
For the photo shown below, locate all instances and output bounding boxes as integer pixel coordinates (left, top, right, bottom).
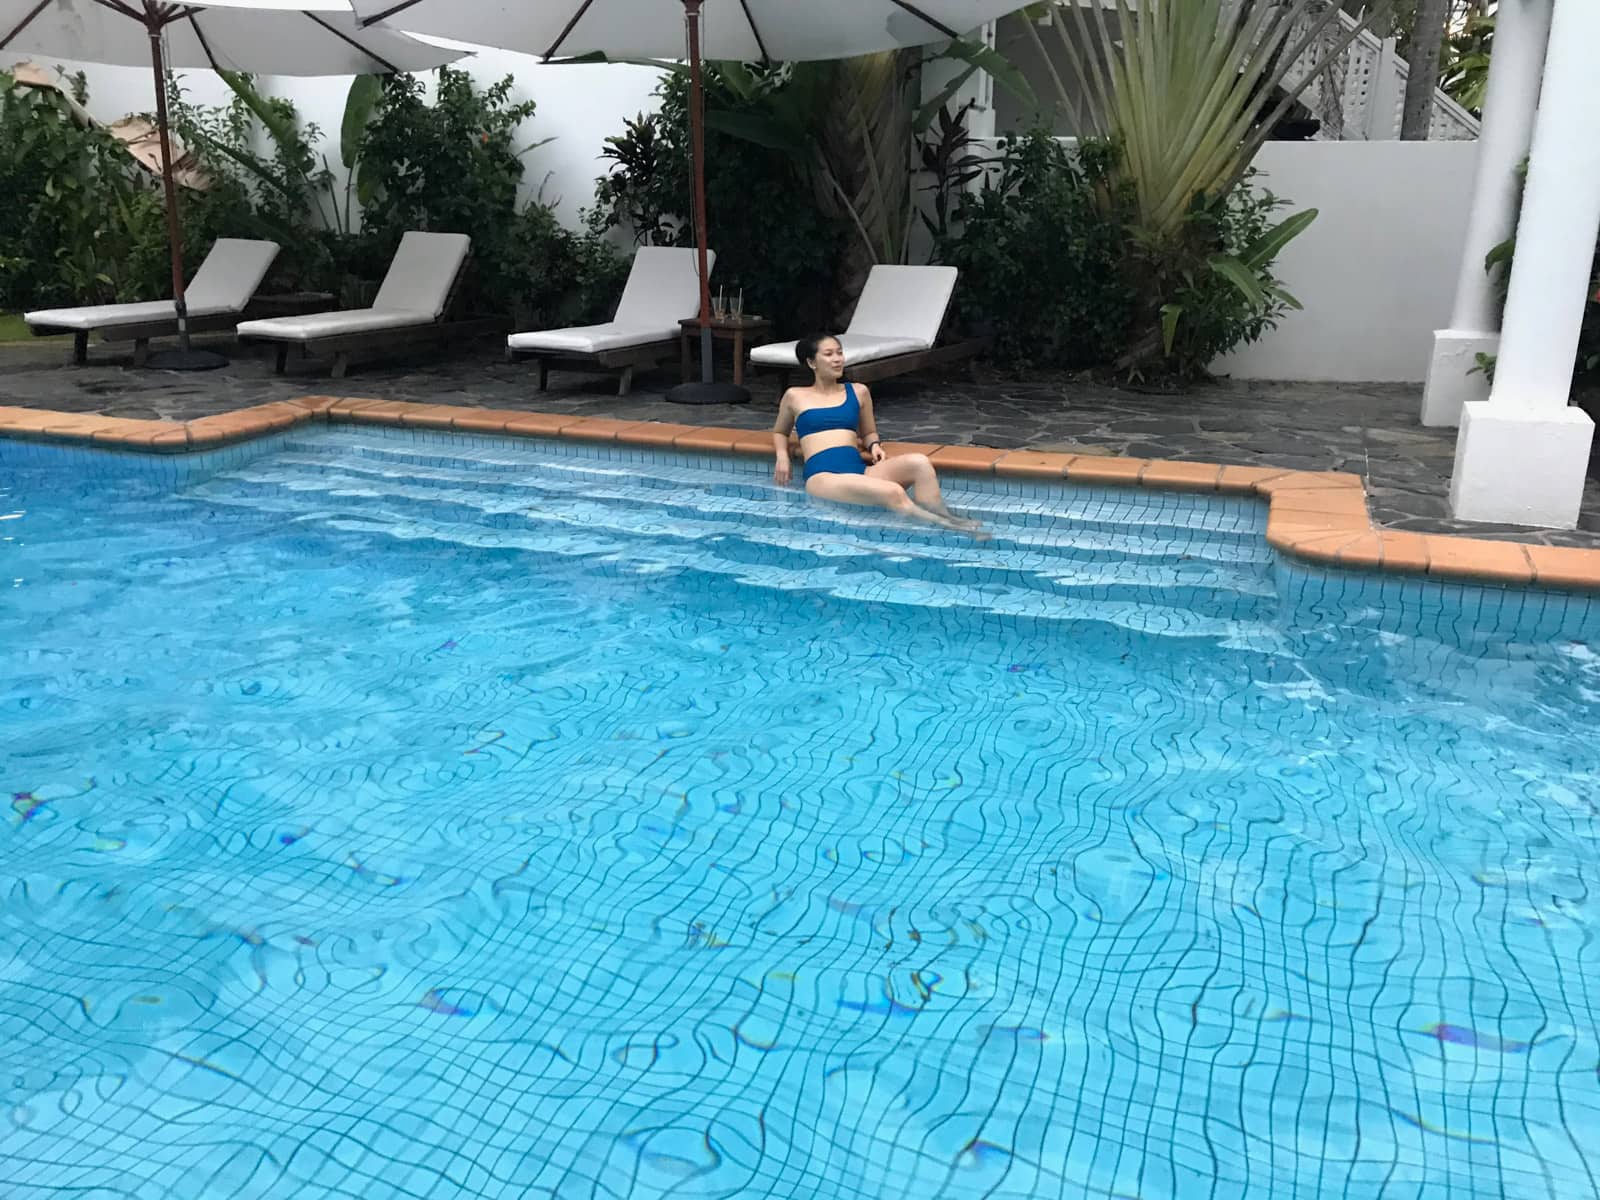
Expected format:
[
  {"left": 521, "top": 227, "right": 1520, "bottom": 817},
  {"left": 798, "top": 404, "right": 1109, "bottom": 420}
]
[{"left": 3, "top": 397, "right": 1597, "bottom": 594}]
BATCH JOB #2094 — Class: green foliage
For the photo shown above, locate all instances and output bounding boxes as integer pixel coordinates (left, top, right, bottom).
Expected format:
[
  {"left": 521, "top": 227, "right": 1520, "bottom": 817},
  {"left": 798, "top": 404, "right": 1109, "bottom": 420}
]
[
  {"left": 161, "top": 71, "right": 340, "bottom": 293},
  {"left": 356, "top": 67, "right": 599, "bottom": 320},
  {"left": 1440, "top": 10, "right": 1493, "bottom": 116},
  {"left": 588, "top": 69, "right": 845, "bottom": 336},
  {"left": 939, "top": 131, "right": 1300, "bottom": 379},
  {"left": 0, "top": 67, "right": 345, "bottom": 310},
  {"left": 594, "top": 113, "right": 672, "bottom": 246},
  {"left": 1044, "top": 0, "right": 1383, "bottom": 241},
  {"left": 917, "top": 100, "right": 987, "bottom": 248},
  {"left": 0, "top": 72, "right": 153, "bottom": 309},
  {"left": 940, "top": 131, "right": 1135, "bottom": 368},
  {"left": 505, "top": 202, "right": 631, "bottom": 329},
  {"left": 1143, "top": 180, "right": 1304, "bottom": 377},
  {"left": 2, "top": 64, "right": 619, "bottom": 332}
]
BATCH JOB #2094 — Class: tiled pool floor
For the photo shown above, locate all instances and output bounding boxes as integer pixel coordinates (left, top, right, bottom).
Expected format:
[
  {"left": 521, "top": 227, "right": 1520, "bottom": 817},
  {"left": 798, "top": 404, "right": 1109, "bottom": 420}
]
[{"left": 3, "top": 430, "right": 1599, "bottom": 1199}]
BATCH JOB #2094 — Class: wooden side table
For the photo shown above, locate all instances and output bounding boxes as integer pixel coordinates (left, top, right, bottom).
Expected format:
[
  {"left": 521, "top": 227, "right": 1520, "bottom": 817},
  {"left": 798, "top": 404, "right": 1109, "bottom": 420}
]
[{"left": 679, "top": 315, "right": 773, "bottom": 388}]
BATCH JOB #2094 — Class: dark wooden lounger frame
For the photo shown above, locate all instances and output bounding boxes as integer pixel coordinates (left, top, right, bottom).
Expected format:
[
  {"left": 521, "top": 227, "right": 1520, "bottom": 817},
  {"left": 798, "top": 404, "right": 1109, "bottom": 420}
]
[
  {"left": 256, "top": 316, "right": 510, "bottom": 379},
  {"left": 754, "top": 336, "right": 991, "bottom": 393},
  {"left": 507, "top": 339, "right": 678, "bottom": 398},
  {"left": 240, "top": 255, "right": 508, "bottom": 378}
]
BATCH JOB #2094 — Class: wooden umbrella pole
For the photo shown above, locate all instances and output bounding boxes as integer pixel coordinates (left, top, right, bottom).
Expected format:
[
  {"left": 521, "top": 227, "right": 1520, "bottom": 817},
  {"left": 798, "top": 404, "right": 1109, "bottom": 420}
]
[
  {"left": 146, "top": 3, "right": 191, "bottom": 351},
  {"left": 683, "top": 0, "right": 714, "bottom": 383}
]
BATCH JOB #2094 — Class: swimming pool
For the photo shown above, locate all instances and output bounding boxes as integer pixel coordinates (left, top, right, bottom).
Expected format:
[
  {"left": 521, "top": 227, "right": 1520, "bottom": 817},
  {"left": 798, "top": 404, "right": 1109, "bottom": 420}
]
[{"left": 3, "top": 428, "right": 1598, "bottom": 1199}]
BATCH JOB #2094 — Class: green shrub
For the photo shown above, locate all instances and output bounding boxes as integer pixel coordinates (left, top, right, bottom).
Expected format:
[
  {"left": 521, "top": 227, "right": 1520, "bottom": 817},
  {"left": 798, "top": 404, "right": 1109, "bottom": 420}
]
[
  {"left": 1144, "top": 176, "right": 1301, "bottom": 378},
  {"left": 358, "top": 67, "right": 624, "bottom": 324},
  {"left": 940, "top": 130, "right": 1302, "bottom": 380},
  {"left": 587, "top": 69, "right": 847, "bottom": 337},
  {"left": 162, "top": 71, "right": 335, "bottom": 295},
  {"left": 940, "top": 131, "right": 1136, "bottom": 369},
  {"left": 0, "top": 72, "right": 153, "bottom": 309}
]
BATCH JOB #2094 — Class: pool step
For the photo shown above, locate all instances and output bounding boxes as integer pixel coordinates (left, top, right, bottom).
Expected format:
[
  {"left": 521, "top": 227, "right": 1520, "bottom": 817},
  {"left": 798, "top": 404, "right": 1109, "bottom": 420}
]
[{"left": 179, "top": 431, "right": 1281, "bottom": 641}]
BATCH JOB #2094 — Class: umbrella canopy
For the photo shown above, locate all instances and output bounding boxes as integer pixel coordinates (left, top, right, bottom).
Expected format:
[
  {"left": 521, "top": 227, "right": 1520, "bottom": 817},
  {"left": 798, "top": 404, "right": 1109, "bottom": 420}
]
[
  {"left": 1, "top": 0, "right": 457, "bottom": 76},
  {"left": 0, "top": 0, "right": 460, "bottom": 367},
  {"left": 352, "top": 0, "right": 1031, "bottom": 400},
  {"left": 354, "top": 0, "right": 1031, "bottom": 63}
]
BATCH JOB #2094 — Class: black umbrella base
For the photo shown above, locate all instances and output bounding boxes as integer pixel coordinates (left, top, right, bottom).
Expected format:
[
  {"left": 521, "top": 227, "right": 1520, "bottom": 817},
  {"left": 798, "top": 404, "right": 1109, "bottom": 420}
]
[
  {"left": 145, "top": 347, "right": 228, "bottom": 372},
  {"left": 666, "top": 381, "right": 750, "bottom": 406}
]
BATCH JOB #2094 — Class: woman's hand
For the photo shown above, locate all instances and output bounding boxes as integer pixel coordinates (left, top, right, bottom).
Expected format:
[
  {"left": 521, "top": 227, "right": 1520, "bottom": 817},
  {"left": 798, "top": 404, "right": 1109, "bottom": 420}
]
[
  {"left": 868, "top": 441, "right": 887, "bottom": 465},
  {"left": 774, "top": 456, "right": 792, "bottom": 486}
]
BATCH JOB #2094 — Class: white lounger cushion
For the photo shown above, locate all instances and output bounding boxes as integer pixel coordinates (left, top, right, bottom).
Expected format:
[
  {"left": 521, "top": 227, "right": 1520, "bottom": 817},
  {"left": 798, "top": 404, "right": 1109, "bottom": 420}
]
[
  {"left": 508, "top": 323, "right": 674, "bottom": 354},
  {"left": 236, "top": 232, "right": 472, "bottom": 342},
  {"left": 25, "top": 299, "right": 234, "bottom": 331},
  {"left": 845, "top": 264, "right": 957, "bottom": 346},
  {"left": 508, "top": 246, "right": 713, "bottom": 354},
  {"left": 236, "top": 308, "right": 438, "bottom": 342},
  {"left": 372, "top": 231, "right": 471, "bottom": 319},
  {"left": 747, "top": 264, "right": 958, "bottom": 370},
  {"left": 749, "top": 332, "right": 928, "bottom": 368},
  {"left": 24, "top": 238, "right": 280, "bottom": 331}
]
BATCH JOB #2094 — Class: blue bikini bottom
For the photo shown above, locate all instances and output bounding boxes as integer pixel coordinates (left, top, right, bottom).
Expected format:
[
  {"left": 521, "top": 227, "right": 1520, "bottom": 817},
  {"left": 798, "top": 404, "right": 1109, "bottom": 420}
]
[{"left": 803, "top": 445, "right": 867, "bottom": 481}]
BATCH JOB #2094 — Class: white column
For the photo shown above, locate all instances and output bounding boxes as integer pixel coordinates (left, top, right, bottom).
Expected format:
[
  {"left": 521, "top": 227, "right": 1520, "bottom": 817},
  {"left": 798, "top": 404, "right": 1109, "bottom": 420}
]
[
  {"left": 1420, "top": 0, "right": 1554, "bottom": 427},
  {"left": 1448, "top": 0, "right": 1600, "bottom": 528}
]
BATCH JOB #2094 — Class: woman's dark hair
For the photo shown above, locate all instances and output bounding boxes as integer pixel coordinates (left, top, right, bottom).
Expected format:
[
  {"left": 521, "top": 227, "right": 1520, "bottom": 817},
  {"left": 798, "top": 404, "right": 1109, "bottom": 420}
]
[{"left": 796, "top": 333, "right": 840, "bottom": 369}]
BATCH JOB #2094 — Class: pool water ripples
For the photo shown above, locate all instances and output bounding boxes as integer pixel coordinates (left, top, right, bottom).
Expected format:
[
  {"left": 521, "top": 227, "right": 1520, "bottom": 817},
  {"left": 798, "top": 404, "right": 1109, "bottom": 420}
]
[{"left": 2, "top": 430, "right": 1599, "bottom": 1198}]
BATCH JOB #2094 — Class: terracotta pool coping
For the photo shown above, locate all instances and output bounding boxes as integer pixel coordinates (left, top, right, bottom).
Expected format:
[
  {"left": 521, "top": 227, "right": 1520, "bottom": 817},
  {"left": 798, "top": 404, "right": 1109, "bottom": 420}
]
[{"left": 4, "top": 395, "right": 1599, "bottom": 594}]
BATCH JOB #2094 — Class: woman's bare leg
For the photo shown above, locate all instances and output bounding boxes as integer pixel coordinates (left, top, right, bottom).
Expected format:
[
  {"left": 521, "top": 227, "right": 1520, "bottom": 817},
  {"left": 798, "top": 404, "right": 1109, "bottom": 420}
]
[
  {"left": 804, "top": 472, "right": 977, "bottom": 533},
  {"left": 866, "top": 453, "right": 982, "bottom": 528}
]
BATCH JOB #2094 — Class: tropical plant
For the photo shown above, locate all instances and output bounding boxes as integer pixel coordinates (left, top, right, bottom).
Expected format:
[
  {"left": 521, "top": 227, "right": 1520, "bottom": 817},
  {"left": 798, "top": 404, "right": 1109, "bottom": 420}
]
[
  {"left": 701, "top": 41, "right": 1031, "bottom": 271},
  {"left": 1039, "top": 0, "right": 1381, "bottom": 237},
  {"left": 917, "top": 100, "right": 989, "bottom": 250},
  {"left": 1022, "top": 0, "right": 1383, "bottom": 373},
  {"left": 0, "top": 70, "right": 155, "bottom": 309},
  {"left": 1440, "top": 9, "right": 1494, "bottom": 116},
  {"left": 1151, "top": 177, "right": 1309, "bottom": 376},
  {"left": 594, "top": 112, "right": 673, "bottom": 245},
  {"left": 574, "top": 38, "right": 1031, "bottom": 317},
  {"left": 586, "top": 68, "right": 846, "bottom": 335},
  {"left": 358, "top": 67, "right": 563, "bottom": 316},
  {"left": 941, "top": 131, "right": 1135, "bottom": 368}
]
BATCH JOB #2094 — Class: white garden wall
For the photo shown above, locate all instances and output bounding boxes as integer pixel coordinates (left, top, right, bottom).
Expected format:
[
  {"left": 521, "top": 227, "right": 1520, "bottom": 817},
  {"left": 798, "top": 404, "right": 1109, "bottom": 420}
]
[{"left": 1218, "top": 140, "right": 1479, "bottom": 383}]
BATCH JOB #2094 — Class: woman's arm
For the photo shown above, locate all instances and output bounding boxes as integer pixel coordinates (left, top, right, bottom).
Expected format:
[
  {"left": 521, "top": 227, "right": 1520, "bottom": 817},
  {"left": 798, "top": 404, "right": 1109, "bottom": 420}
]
[
  {"left": 857, "top": 384, "right": 885, "bottom": 463},
  {"left": 772, "top": 390, "right": 796, "bottom": 485}
]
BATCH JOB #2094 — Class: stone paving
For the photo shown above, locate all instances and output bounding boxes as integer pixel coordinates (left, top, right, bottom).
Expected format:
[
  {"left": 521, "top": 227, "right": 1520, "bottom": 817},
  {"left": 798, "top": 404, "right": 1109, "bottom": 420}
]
[{"left": 5, "top": 332, "right": 1600, "bottom": 548}]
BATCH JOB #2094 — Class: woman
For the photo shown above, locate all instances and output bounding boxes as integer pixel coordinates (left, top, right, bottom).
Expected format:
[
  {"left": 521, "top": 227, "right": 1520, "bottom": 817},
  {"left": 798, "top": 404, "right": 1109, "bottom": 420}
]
[{"left": 771, "top": 334, "right": 985, "bottom": 535}]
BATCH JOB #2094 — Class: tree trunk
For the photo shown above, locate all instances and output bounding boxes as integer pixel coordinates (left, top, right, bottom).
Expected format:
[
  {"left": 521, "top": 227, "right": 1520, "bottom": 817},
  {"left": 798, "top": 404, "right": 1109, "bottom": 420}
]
[{"left": 1401, "top": 0, "right": 1452, "bottom": 139}]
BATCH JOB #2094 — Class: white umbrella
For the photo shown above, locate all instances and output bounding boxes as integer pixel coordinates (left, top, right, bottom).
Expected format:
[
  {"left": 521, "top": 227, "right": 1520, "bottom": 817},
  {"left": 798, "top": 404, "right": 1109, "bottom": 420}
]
[
  {"left": 0, "top": 0, "right": 461, "bottom": 368},
  {"left": 355, "top": 0, "right": 1032, "bottom": 402}
]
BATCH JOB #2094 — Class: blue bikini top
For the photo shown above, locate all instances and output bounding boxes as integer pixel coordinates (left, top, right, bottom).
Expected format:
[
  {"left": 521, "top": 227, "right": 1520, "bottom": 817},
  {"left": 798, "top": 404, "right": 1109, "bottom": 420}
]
[{"left": 794, "top": 383, "right": 859, "bottom": 439}]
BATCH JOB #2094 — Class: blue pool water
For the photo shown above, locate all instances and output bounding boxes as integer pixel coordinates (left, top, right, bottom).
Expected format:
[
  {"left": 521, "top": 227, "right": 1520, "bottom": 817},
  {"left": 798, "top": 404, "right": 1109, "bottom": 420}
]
[{"left": 3, "top": 428, "right": 1600, "bottom": 1200}]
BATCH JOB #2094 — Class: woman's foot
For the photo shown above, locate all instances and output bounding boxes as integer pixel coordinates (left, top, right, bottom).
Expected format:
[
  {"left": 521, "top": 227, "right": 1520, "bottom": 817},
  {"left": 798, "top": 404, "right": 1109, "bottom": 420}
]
[{"left": 934, "top": 508, "right": 985, "bottom": 533}]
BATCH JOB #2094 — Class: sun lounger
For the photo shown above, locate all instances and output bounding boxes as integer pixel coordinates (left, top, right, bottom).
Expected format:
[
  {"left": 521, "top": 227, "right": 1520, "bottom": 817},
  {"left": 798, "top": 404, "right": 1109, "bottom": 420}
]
[
  {"left": 25, "top": 238, "right": 280, "bottom": 365},
  {"left": 748, "top": 264, "right": 986, "bottom": 389},
  {"left": 237, "top": 232, "right": 497, "bottom": 378},
  {"left": 506, "top": 246, "right": 714, "bottom": 396}
]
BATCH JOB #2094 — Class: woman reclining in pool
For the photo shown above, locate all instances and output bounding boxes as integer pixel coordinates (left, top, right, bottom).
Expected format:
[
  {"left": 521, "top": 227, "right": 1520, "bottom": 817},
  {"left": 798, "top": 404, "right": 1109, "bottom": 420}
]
[{"left": 771, "top": 334, "right": 985, "bottom": 536}]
